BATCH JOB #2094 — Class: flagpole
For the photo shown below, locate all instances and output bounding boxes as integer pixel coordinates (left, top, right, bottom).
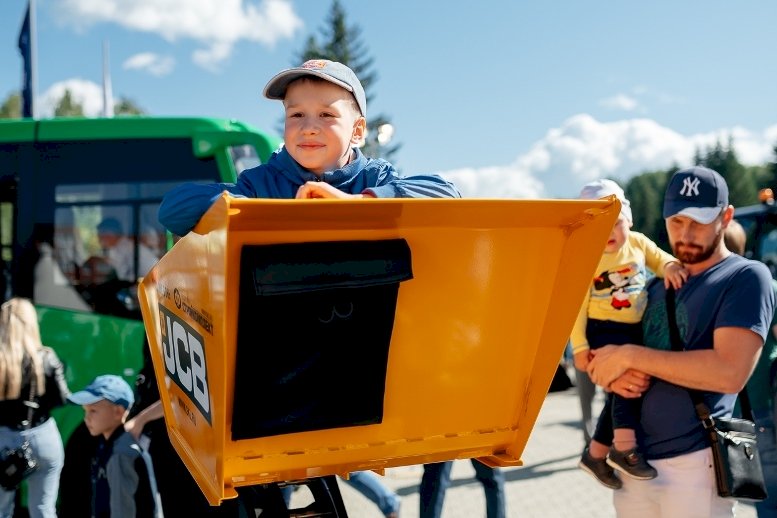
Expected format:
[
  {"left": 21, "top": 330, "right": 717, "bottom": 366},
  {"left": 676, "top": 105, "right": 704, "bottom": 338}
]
[
  {"left": 18, "top": 0, "right": 37, "bottom": 119},
  {"left": 102, "top": 39, "right": 114, "bottom": 117},
  {"left": 30, "top": 0, "right": 37, "bottom": 119}
]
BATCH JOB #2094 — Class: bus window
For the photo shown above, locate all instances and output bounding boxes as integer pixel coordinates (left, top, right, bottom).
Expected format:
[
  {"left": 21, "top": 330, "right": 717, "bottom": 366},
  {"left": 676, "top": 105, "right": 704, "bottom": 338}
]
[
  {"left": 229, "top": 144, "right": 261, "bottom": 175},
  {"left": 44, "top": 181, "right": 191, "bottom": 317}
]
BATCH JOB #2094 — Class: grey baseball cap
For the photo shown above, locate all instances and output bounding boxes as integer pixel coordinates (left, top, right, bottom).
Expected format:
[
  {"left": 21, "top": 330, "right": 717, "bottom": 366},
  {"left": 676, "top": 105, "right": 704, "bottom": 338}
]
[{"left": 263, "top": 59, "right": 366, "bottom": 117}]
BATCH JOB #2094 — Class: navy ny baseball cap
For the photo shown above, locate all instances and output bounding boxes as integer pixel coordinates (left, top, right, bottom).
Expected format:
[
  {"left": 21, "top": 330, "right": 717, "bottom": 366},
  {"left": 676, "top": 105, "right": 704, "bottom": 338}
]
[
  {"left": 263, "top": 59, "right": 367, "bottom": 117},
  {"left": 68, "top": 374, "right": 134, "bottom": 410},
  {"left": 663, "top": 166, "right": 729, "bottom": 224}
]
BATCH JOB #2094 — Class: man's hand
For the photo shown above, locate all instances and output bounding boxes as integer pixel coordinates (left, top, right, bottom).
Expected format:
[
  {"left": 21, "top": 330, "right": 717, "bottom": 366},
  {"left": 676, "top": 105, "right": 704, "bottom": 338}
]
[
  {"left": 587, "top": 344, "right": 645, "bottom": 388},
  {"left": 606, "top": 369, "right": 651, "bottom": 398},
  {"left": 663, "top": 261, "right": 689, "bottom": 290},
  {"left": 295, "top": 182, "right": 375, "bottom": 199}
]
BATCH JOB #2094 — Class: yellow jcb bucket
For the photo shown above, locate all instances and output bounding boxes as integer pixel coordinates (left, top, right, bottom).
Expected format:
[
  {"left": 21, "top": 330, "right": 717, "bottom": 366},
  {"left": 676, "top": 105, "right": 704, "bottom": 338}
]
[{"left": 138, "top": 194, "right": 619, "bottom": 505}]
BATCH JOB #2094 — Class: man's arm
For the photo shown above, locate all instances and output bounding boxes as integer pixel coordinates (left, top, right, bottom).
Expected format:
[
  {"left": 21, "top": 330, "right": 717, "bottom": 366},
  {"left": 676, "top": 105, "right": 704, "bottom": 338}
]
[{"left": 588, "top": 326, "right": 762, "bottom": 396}]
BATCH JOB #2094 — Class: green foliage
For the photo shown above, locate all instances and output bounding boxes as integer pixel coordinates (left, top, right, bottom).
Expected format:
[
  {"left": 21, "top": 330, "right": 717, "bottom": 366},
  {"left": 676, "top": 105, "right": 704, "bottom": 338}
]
[
  {"left": 0, "top": 92, "right": 21, "bottom": 119},
  {"left": 293, "top": 0, "right": 401, "bottom": 163},
  {"left": 114, "top": 97, "right": 145, "bottom": 115},
  {"left": 625, "top": 169, "right": 673, "bottom": 251},
  {"left": 696, "top": 137, "right": 756, "bottom": 207},
  {"left": 54, "top": 90, "right": 84, "bottom": 117},
  {"left": 626, "top": 139, "right": 776, "bottom": 248}
]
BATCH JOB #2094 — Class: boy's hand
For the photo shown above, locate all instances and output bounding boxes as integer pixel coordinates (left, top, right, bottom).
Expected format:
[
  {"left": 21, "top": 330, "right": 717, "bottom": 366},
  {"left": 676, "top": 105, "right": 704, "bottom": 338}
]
[
  {"left": 296, "top": 182, "right": 375, "bottom": 199},
  {"left": 663, "top": 261, "right": 689, "bottom": 290},
  {"left": 573, "top": 349, "right": 591, "bottom": 371}
]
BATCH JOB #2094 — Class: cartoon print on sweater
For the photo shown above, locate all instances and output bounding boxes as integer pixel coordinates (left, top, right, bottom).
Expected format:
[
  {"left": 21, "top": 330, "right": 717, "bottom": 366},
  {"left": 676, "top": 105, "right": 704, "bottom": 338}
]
[{"left": 593, "top": 262, "right": 643, "bottom": 310}]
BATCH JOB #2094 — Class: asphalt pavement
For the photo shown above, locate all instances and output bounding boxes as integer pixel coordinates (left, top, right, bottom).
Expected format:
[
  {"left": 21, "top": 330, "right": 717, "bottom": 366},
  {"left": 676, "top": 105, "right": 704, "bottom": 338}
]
[{"left": 318, "top": 381, "right": 759, "bottom": 518}]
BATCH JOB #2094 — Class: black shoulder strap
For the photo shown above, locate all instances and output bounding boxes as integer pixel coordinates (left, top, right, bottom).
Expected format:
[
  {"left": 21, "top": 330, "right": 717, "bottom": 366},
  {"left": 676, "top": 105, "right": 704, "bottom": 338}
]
[{"left": 665, "top": 287, "right": 753, "bottom": 421}]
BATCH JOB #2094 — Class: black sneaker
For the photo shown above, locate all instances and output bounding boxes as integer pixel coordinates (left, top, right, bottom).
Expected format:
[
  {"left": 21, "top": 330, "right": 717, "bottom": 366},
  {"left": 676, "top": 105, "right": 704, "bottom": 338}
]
[
  {"left": 578, "top": 448, "right": 622, "bottom": 490},
  {"left": 606, "top": 447, "right": 657, "bottom": 480}
]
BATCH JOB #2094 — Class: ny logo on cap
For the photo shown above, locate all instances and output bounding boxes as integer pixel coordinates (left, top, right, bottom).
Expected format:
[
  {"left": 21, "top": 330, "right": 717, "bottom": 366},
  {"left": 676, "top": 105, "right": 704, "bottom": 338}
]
[{"left": 679, "top": 177, "right": 700, "bottom": 197}]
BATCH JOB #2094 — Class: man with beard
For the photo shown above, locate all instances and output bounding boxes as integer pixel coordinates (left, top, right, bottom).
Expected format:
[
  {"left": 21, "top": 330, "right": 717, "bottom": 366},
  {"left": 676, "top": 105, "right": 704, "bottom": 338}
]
[{"left": 586, "top": 166, "right": 775, "bottom": 517}]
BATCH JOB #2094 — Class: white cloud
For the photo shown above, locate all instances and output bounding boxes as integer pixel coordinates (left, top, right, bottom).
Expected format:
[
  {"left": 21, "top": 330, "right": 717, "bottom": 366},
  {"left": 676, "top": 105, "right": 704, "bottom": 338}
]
[
  {"left": 441, "top": 114, "right": 777, "bottom": 199},
  {"left": 123, "top": 52, "right": 175, "bottom": 76},
  {"left": 56, "top": 0, "right": 304, "bottom": 70},
  {"left": 38, "top": 79, "right": 105, "bottom": 118},
  {"left": 599, "top": 94, "right": 639, "bottom": 111}
]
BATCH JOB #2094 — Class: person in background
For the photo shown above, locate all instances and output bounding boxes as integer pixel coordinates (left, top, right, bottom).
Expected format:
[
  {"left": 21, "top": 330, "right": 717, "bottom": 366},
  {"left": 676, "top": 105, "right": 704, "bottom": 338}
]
[
  {"left": 724, "top": 219, "right": 777, "bottom": 518},
  {"left": 573, "top": 179, "right": 687, "bottom": 489},
  {"left": 126, "top": 399, "right": 401, "bottom": 517},
  {"left": 91, "top": 217, "right": 158, "bottom": 283},
  {"left": 587, "top": 166, "right": 775, "bottom": 517},
  {"left": 420, "top": 460, "right": 505, "bottom": 518},
  {"left": 0, "top": 298, "right": 69, "bottom": 518},
  {"left": 68, "top": 375, "right": 163, "bottom": 518}
]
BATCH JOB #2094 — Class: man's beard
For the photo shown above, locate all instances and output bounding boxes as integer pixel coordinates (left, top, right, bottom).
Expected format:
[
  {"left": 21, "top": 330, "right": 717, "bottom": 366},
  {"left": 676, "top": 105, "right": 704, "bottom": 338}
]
[{"left": 671, "top": 230, "right": 723, "bottom": 265}]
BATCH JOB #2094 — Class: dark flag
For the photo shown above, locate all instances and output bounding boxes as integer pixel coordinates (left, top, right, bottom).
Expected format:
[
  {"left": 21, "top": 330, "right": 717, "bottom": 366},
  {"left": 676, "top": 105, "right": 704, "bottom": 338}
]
[{"left": 18, "top": 2, "right": 33, "bottom": 118}]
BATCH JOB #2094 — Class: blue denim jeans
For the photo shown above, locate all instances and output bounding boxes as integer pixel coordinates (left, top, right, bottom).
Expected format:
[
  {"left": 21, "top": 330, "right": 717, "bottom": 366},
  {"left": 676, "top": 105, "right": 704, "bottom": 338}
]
[
  {"left": 420, "top": 461, "right": 505, "bottom": 518},
  {"left": 754, "top": 410, "right": 777, "bottom": 518},
  {"left": 343, "top": 471, "right": 400, "bottom": 516},
  {"left": 0, "top": 418, "right": 64, "bottom": 518}
]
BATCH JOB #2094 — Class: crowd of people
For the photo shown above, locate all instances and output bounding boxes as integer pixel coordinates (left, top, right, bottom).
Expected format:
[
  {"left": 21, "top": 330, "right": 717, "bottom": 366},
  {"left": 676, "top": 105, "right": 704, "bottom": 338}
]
[{"left": 1, "top": 57, "right": 775, "bottom": 518}]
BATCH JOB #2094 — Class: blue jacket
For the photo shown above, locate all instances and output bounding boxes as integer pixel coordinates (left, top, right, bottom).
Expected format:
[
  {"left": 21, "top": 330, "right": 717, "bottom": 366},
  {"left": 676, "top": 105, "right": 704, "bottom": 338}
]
[{"left": 158, "top": 146, "right": 461, "bottom": 235}]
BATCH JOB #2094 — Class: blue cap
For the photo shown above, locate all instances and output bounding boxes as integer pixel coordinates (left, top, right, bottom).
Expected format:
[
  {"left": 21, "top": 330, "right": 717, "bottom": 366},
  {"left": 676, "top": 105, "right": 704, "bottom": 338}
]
[
  {"left": 263, "top": 59, "right": 367, "bottom": 117},
  {"left": 663, "top": 166, "right": 729, "bottom": 224},
  {"left": 68, "top": 375, "right": 134, "bottom": 410}
]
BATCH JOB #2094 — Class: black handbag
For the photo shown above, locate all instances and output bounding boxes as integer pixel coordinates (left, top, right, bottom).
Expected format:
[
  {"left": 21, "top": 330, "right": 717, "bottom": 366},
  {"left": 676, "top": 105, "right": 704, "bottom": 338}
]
[
  {"left": 0, "top": 379, "right": 38, "bottom": 490},
  {"left": 666, "top": 288, "right": 767, "bottom": 501}
]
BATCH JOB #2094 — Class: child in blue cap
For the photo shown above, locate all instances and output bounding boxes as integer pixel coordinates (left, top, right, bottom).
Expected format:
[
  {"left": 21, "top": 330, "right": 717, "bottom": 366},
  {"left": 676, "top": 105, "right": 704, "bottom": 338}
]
[{"left": 69, "top": 375, "right": 163, "bottom": 517}]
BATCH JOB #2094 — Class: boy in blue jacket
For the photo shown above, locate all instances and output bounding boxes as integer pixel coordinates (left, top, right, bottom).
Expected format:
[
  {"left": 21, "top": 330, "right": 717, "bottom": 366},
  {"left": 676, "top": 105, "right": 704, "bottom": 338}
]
[
  {"left": 159, "top": 59, "right": 460, "bottom": 236},
  {"left": 158, "top": 59, "right": 458, "bottom": 516}
]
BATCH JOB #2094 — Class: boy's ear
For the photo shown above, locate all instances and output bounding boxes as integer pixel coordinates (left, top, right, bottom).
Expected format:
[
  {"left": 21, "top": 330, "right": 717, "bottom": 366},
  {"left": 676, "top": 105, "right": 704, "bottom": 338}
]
[{"left": 350, "top": 116, "right": 366, "bottom": 146}]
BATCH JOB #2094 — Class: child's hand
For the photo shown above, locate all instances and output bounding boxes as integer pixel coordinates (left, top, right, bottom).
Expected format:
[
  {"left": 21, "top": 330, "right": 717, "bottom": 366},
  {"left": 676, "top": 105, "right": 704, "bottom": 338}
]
[
  {"left": 573, "top": 349, "right": 591, "bottom": 371},
  {"left": 663, "top": 261, "right": 689, "bottom": 290},
  {"left": 295, "top": 182, "right": 375, "bottom": 199}
]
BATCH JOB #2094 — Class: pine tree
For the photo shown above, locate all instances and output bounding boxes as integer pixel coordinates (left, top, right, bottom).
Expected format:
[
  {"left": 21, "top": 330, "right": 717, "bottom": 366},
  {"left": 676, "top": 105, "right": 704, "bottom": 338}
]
[
  {"left": 0, "top": 92, "right": 21, "bottom": 119},
  {"left": 294, "top": 0, "right": 400, "bottom": 162},
  {"left": 54, "top": 90, "right": 84, "bottom": 117},
  {"left": 115, "top": 97, "right": 145, "bottom": 115},
  {"left": 700, "top": 138, "right": 757, "bottom": 207}
]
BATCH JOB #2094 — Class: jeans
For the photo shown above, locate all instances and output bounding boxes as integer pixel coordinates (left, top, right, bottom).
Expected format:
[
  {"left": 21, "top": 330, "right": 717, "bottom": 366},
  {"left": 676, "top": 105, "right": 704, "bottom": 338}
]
[
  {"left": 280, "top": 471, "right": 399, "bottom": 516},
  {"left": 754, "top": 410, "right": 777, "bottom": 518},
  {"left": 0, "top": 418, "right": 64, "bottom": 518},
  {"left": 344, "top": 471, "right": 399, "bottom": 516},
  {"left": 420, "top": 461, "right": 505, "bottom": 518}
]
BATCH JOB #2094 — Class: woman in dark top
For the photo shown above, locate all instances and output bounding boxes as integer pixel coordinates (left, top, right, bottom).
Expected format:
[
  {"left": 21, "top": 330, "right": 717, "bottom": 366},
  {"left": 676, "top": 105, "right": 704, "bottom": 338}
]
[{"left": 0, "top": 298, "right": 70, "bottom": 518}]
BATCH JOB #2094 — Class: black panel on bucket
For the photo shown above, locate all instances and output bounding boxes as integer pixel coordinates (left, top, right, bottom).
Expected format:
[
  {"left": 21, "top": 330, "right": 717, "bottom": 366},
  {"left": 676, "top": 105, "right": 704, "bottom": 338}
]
[{"left": 232, "top": 239, "right": 412, "bottom": 440}]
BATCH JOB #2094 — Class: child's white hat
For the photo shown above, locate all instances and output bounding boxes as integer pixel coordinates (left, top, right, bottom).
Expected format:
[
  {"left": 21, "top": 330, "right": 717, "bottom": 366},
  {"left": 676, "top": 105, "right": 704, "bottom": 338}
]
[{"left": 579, "top": 179, "right": 632, "bottom": 222}]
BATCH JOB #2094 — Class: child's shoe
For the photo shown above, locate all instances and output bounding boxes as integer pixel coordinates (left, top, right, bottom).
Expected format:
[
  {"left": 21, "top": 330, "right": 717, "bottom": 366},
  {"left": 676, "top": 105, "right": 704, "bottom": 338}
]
[
  {"left": 606, "top": 447, "right": 657, "bottom": 480},
  {"left": 578, "top": 447, "right": 622, "bottom": 489}
]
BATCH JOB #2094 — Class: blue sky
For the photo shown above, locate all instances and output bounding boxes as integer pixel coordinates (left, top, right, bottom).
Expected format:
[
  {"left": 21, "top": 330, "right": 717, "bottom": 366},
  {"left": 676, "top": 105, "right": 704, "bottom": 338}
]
[{"left": 2, "top": 0, "right": 775, "bottom": 198}]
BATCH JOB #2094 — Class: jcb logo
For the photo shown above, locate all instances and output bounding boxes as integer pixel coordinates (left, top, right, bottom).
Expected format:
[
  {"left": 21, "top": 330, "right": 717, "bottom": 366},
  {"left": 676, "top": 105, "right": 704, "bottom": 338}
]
[{"left": 159, "top": 304, "right": 211, "bottom": 425}]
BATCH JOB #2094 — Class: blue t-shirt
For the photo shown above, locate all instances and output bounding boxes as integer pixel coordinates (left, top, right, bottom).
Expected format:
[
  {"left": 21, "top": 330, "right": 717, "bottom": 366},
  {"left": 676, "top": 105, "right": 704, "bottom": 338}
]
[{"left": 638, "top": 254, "right": 775, "bottom": 459}]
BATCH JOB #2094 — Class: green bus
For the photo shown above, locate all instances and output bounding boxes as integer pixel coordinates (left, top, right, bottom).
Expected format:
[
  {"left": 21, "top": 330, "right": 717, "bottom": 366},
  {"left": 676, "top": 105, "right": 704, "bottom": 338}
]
[{"left": 0, "top": 116, "right": 280, "bottom": 513}]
